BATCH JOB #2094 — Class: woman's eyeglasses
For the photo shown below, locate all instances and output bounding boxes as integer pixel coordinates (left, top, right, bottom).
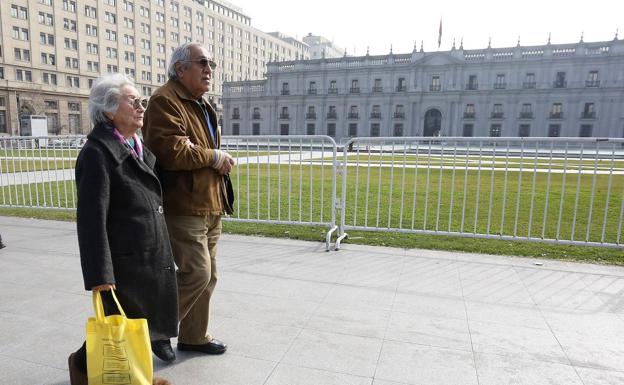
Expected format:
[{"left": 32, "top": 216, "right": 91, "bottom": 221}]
[
  {"left": 183, "top": 58, "right": 218, "bottom": 70},
  {"left": 128, "top": 97, "right": 148, "bottom": 110}
]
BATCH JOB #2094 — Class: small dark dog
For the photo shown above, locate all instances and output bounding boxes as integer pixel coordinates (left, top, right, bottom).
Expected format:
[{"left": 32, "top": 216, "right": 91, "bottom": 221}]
[{"left": 0, "top": 234, "right": 5, "bottom": 249}]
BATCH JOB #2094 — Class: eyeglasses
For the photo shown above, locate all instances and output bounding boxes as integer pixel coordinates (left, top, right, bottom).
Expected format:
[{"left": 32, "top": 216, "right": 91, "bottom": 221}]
[
  {"left": 183, "top": 58, "right": 217, "bottom": 70},
  {"left": 128, "top": 97, "right": 148, "bottom": 110}
]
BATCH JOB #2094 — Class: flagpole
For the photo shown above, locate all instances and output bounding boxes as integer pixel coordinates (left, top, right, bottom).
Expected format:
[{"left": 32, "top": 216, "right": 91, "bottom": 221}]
[{"left": 438, "top": 18, "right": 442, "bottom": 50}]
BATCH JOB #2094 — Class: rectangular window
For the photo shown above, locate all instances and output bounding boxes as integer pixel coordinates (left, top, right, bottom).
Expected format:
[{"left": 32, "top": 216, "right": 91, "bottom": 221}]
[
  {"left": 518, "top": 124, "right": 531, "bottom": 137},
  {"left": 280, "top": 124, "right": 289, "bottom": 135},
  {"left": 348, "top": 123, "right": 357, "bottom": 137},
  {"left": 0, "top": 111, "right": 7, "bottom": 133},
  {"left": 489, "top": 124, "right": 502, "bottom": 137},
  {"left": 586, "top": 71, "right": 599, "bottom": 87},
  {"left": 327, "top": 123, "right": 336, "bottom": 137},
  {"left": 554, "top": 72, "right": 566, "bottom": 88},
  {"left": 281, "top": 82, "right": 289, "bottom": 95},
  {"left": 583, "top": 103, "right": 595, "bottom": 119},
  {"left": 231, "top": 123, "right": 239, "bottom": 135},
  {"left": 397, "top": 77, "right": 406, "bottom": 91},
  {"left": 520, "top": 103, "right": 533, "bottom": 118},
  {"left": 467, "top": 74, "right": 478, "bottom": 90},
  {"left": 373, "top": 78, "right": 382, "bottom": 92},
  {"left": 393, "top": 123, "right": 404, "bottom": 137},
  {"left": 464, "top": 104, "right": 475, "bottom": 118},
  {"left": 350, "top": 79, "right": 359, "bottom": 93},
  {"left": 462, "top": 124, "right": 474, "bottom": 137},
  {"left": 306, "top": 123, "right": 315, "bottom": 135},
  {"left": 524, "top": 73, "right": 536, "bottom": 88},
  {"left": 430, "top": 75, "right": 441, "bottom": 91},
  {"left": 494, "top": 74, "right": 506, "bottom": 89},
  {"left": 491, "top": 104, "right": 504, "bottom": 118},
  {"left": 252, "top": 123, "right": 260, "bottom": 136},
  {"left": 550, "top": 103, "right": 563, "bottom": 119},
  {"left": 580, "top": 124, "right": 593, "bottom": 137},
  {"left": 548, "top": 124, "right": 561, "bottom": 137}
]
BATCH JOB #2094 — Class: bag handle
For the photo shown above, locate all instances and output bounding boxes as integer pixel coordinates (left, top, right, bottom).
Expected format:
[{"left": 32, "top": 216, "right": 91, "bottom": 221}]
[{"left": 93, "top": 289, "right": 127, "bottom": 322}]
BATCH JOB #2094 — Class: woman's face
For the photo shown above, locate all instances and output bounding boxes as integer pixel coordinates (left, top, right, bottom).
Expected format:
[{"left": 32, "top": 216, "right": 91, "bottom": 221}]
[{"left": 110, "top": 85, "right": 146, "bottom": 135}]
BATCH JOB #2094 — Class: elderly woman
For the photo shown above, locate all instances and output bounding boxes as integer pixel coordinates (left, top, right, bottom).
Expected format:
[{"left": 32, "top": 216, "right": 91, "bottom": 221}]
[{"left": 67, "top": 73, "right": 177, "bottom": 385}]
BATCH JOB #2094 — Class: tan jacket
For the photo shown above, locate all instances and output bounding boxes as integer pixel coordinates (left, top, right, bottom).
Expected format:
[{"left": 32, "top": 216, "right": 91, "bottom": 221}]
[{"left": 143, "top": 79, "right": 226, "bottom": 216}]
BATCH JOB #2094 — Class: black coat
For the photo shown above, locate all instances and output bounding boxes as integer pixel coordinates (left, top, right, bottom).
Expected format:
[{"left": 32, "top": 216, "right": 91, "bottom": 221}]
[{"left": 75, "top": 122, "right": 178, "bottom": 339}]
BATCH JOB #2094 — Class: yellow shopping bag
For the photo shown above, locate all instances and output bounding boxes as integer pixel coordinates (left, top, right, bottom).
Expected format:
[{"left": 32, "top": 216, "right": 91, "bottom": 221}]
[{"left": 86, "top": 290, "right": 153, "bottom": 385}]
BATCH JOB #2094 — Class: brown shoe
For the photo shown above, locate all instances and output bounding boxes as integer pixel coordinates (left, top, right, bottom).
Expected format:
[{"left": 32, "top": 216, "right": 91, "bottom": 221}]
[
  {"left": 68, "top": 353, "right": 87, "bottom": 385},
  {"left": 153, "top": 377, "right": 172, "bottom": 385}
]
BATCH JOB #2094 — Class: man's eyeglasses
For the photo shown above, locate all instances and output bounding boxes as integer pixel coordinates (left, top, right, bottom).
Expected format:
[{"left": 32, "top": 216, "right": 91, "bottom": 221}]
[
  {"left": 128, "top": 97, "right": 148, "bottom": 110},
  {"left": 183, "top": 58, "right": 217, "bottom": 70}
]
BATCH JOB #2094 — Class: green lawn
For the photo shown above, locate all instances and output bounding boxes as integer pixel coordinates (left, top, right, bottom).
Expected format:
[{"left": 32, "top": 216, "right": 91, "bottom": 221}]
[
  {"left": 1, "top": 153, "right": 623, "bottom": 263},
  {"left": 0, "top": 208, "right": 622, "bottom": 264}
]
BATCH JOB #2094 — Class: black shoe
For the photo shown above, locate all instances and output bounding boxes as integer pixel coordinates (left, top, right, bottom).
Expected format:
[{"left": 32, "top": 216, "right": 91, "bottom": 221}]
[
  {"left": 151, "top": 339, "right": 176, "bottom": 362},
  {"left": 178, "top": 339, "right": 227, "bottom": 355}
]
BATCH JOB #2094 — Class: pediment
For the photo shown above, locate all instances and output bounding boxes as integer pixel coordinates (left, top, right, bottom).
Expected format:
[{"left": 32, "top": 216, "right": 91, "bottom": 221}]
[{"left": 414, "top": 53, "right": 462, "bottom": 66}]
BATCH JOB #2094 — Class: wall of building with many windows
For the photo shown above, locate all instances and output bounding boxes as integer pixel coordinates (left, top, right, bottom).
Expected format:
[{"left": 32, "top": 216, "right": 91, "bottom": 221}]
[
  {"left": 223, "top": 38, "right": 624, "bottom": 139},
  {"left": 0, "top": 0, "right": 310, "bottom": 135}
]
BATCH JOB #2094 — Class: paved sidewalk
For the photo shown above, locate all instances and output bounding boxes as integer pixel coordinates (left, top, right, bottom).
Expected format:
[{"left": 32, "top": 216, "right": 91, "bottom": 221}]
[{"left": 1, "top": 216, "right": 624, "bottom": 385}]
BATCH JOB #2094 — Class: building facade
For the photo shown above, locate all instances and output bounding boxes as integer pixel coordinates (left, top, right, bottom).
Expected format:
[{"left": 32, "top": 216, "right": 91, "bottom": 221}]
[
  {"left": 223, "top": 38, "right": 624, "bottom": 139},
  {"left": 302, "top": 33, "right": 343, "bottom": 59},
  {"left": 0, "top": 0, "right": 310, "bottom": 135}
]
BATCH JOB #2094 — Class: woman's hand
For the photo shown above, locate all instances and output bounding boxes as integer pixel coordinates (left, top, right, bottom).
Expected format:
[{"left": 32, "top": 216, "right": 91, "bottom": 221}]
[{"left": 92, "top": 284, "right": 116, "bottom": 291}]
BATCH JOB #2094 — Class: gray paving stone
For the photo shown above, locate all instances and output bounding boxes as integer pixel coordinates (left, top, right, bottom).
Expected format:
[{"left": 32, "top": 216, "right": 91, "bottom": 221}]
[
  {"left": 306, "top": 302, "right": 391, "bottom": 339},
  {"left": 0, "top": 354, "right": 68, "bottom": 385},
  {"left": 385, "top": 311, "right": 472, "bottom": 351},
  {"left": 265, "top": 363, "right": 373, "bottom": 385},
  {"left": 576, "top": 366, "right": 624, "bottom": 385},
  {"left": 375, "top": 340, "right": 477, "bottom": 385},
  {"left": 232, "top": 294, "right": 319, "bottom": 328},
  {"left": 474, "top": 353, "right": 584, "bottom": 385},
  {"left": 281, "top": 329, "right": 382, "bottom": 378},
  {"left": 156, "top": 354, "right": 276, "bottom": 385},
  {"left": 211, "top": 317, "right": 301, "bottom": 362},
  {"left": 464, "top": 301, "right": 548, "bottom": 330},
  {"left": 261, "top": 276, "right": 333, "bottom": 303},
  {"left": 2, "top": 216, "right": 624, "bottom": 385},
  {"left": 392, "top": 292, "right": 467, "bottom": 320},
  {"left": 469, "top": 320, "right": 569, "bottom": 364}
]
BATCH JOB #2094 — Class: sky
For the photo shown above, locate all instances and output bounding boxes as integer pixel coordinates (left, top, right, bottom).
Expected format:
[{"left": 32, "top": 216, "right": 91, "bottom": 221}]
[{"left": 228, "top": 0, "right": 624, "bottom": 56}]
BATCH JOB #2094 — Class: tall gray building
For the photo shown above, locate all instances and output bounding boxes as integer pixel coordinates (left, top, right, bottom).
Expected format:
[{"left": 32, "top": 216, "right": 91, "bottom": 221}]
[
  {"left": 302, "top": 33, "right": 343, "bottom": 59},
  {"left": 223, "top": 38, "right": 624, "bottom": 139},
  {"left": 0, "top": 0, "right": 309, "bottom": 135}
]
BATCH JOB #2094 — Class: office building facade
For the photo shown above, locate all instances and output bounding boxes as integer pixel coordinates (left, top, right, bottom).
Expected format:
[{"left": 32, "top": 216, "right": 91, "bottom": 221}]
[
  {"left": 0, "top": 0, "right": 309, "bottom": 135},
  {"left": 223, "top": 38, "right": 624, "bottom": 139}
]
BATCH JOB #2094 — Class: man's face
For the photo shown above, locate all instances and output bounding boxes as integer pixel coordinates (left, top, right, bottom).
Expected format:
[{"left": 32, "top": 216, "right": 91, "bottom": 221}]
[{"left": 177, "top": 45, "right": 213, "bottom": 98}]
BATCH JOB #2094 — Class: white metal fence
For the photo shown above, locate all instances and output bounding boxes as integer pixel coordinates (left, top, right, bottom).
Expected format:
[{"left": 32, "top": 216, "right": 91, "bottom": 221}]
[
  {"left": 336, "top": 137, "right": 624, "bottom": 249},
  {"left": 221, "top": 135, "right": 339, "bottom": 250},
  {"left": 1, "top": 135, "right": 623, "bottom": 249}
]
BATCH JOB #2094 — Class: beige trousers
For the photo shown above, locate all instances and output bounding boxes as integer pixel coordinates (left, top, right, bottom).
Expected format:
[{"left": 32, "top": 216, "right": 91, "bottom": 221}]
[{"left": 165, "top": 214, "right": 221, "bottom": 344}]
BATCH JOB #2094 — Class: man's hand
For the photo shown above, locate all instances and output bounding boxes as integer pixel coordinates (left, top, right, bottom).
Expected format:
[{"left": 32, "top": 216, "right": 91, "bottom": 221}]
[{"left": 218, "top": 152, "right": 236, "bottom": 175}]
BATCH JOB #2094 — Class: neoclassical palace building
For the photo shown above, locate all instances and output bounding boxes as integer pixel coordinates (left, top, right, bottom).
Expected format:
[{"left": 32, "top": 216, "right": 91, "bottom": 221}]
[{"left": 223, "top": 37, "right": 624, "bottom": 139}]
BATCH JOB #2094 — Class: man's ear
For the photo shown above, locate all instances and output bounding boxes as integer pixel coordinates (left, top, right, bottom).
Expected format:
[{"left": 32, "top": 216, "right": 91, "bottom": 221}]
[{"left": 175, "top": 62, "right": 184, "bottom": 79}]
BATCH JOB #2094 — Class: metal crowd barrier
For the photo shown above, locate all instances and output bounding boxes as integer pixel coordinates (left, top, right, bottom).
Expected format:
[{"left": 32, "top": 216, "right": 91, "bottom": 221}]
[
  {"left": 0, "top": 135, "right": 83, "bottom": 210},
  {"left": 2, "top": 135, "right": 624, "bottom": 249},
  {"left": 336, "top": 137, "right": 624, "bottom": 249},
  {"left": 221, "top": 135, "right": 339, "bottom": 251},
  {"left": 0, "top": 135, "right": 340, "bottom": 251}
]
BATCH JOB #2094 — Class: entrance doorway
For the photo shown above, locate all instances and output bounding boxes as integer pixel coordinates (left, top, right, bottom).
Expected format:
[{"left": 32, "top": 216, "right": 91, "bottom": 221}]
[{"left": 423, "top": 109, "right": 442, "bottom": 136}]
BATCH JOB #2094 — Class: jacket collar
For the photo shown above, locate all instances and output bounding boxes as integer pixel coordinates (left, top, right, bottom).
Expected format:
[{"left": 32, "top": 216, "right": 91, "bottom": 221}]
[
  {"left": 87, "top": 122, "right": 156, "bottom": 169},
  {"left": 168, "top": 79, "right": 210, "bottom": 106}
]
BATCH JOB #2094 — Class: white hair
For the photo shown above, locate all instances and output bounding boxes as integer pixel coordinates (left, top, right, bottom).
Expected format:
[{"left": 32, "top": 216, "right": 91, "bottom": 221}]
[
  {"left": 88, "top": 73, "right": 136, "bottom": 125},
  {"left": 167, "top": 42, "right": 203, "bottom": 80}
]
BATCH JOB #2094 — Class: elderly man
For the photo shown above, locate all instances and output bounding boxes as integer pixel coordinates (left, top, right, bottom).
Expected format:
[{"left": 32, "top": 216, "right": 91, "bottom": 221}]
[{"left": 143, "top": 43, "right": 234, "bottom": 362}]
